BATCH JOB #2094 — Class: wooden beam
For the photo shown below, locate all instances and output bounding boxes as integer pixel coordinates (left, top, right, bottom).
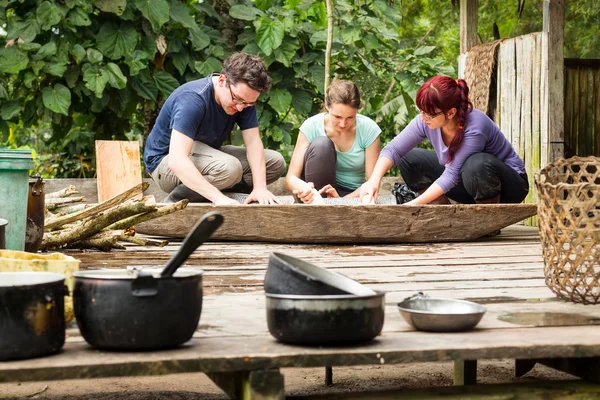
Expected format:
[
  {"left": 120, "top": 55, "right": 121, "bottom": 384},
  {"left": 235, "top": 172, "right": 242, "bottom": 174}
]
[
  {"left": 540, "top": 0, "right": 565, "bottom": 165},
  {"left": 460, "top": 0, "right": 478, "bottom": 54}
]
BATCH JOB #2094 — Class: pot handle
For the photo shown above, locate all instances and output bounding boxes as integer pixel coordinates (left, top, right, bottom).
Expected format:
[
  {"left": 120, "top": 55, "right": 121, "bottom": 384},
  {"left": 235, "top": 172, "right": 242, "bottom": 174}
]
[{"left": 131, "top": 269, "right": 159, "bottom": 297}]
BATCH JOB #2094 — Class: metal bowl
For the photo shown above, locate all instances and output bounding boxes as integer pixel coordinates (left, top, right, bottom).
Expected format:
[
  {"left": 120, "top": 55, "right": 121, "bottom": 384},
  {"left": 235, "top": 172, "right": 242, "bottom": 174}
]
[
  {"left": 264, "top": 252, "right": 376, "bottom": 296},
  {"left": 397, "top": 293, "right": 487, "bottom": 332},
  {"left": 266, "top": 292, "right": 385, "bottom": 346}
]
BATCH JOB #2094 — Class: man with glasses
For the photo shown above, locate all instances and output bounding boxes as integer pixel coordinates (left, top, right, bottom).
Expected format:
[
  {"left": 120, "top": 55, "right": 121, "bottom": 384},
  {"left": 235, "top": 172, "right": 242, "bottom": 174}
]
[{"left": 144, "top": 53, "right": 285, "bottom": 205}]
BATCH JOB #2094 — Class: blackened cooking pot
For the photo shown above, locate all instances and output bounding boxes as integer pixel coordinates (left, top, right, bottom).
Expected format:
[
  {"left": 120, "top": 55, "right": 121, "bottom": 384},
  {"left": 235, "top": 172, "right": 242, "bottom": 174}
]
[
  {"left": 265, "top": 252, "right": 376, "bottom": 296},
  {"left": 73, "top": 211, "right": 223, "bottom": 350},
  {"left": 0, "top": 272, "right": 66, "bottom": 361},
  {"left": 266, "top": 292, "right": 385, "bottom": 346},
  {"left": 73, "top": 268, "right": 203, "bottom": 350}
]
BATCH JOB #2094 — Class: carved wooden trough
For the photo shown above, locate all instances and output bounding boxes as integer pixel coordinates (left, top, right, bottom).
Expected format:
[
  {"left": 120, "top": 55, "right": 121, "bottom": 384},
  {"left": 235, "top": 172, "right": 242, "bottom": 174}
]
[{"left": 135, "top": 203, "right": 538, "bottom": 243}]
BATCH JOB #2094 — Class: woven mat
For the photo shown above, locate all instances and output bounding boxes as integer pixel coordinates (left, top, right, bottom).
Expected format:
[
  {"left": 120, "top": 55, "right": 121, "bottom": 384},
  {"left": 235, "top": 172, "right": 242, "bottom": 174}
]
[
  {"left": 224, "top": 193, "right": 397, "bottom": 205},
  {"left": 464, "top": 39, "right": 503, "bottom": 116}
]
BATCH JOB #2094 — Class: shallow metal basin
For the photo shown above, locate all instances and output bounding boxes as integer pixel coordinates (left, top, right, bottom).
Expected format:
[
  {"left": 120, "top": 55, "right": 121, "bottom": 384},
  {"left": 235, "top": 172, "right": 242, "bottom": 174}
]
[{"left": 397, "top": 293, "right": 487, "bottom": 332}]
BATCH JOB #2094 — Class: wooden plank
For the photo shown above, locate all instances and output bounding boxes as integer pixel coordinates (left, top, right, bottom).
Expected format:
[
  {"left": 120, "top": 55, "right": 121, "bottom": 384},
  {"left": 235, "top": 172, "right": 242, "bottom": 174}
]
[
  {"left": 526, "top": 33, "right": 542, "bottom": 226},
  {"left": 95, "top": 141, "right": 143, "bottom": 203},
  {"left": 578, "top": 68, "right": 588, "bottom": 156},
  {"left": 520, "top": 34, "right": 534, "bottom": 226},
  {"left": 541, "top": 0, "right": 565, "bottom": 165},
  {"left": 596, "top": 68, "right": 600, "bottom": 156},
  {"left": 586, "top": 68, "right": 595, "bottom": 155},
  {"left": 459, "top": 0, "right": 478, "bottom": 54},
  {"left": 4, "top": 326, "right": 600, "bottom": 383},
  {"left": 564, "top": 67, "right": 574, "bottom": 157},
  {"left": 513, "top": 36, "right": 524, "bottom": 156},
  {"left": 572, "top": 68, "right": 581, "bottom": 156},
  {"left": 498, "top": 39, "right": 515, "bottom": 142},
  {"left": 134, "top": 204, "right": 538, "bottom": 243}
]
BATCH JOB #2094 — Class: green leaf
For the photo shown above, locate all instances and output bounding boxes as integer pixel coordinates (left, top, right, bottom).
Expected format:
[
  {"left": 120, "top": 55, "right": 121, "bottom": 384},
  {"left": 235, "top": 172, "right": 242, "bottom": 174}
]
[
  {"left": 86, "top": 48, "right": 103, "bottom": 64},
  {"left": 309, "top": 30, "right": 327, "bottom": 46},
  {"left": 106, "top": 63, "right": 127, "bottom": 89},
  {"left": 256, "top": 18, "right": 285, "bottom": 56},
  {"left": 229, "top": 5, "right": 261, "bottom": 21},
  {"left": 23, "top": 71, "right": 37, "bottom": 88},
  {"left": 43, "top": 61, "right": 67, "bottom": 77},
  {"left": 309, "top": 64, "right": 325, "bottom": 93},
  {"left": 0, "top": 83, "right": 8, "bottom": 99},
  {"left": 171, "top": 49, "right": 189, "bottom": 76},
  {"left": 64, "top": 65, "right": 80, "bottom": 88},
  {"left": 362, "top": 33, "right": 379, "bottom": 52},
  {"left": 188, "top": 26, "right": 210, "bottom": 51},
  {"left": 93, "top": 0, "right": 126, "bottom": 15},
  {"left": 125, "top": 50, "right": 149, "bottom": 76},
  {"left": 35, "top": 42, "right": 57, "bottom": 59},
  {"left": 170, "top": 1, "right": 196, "bottom": 30},
  {"left": 70, "top": 44, "right": 86, "bottom": 63},
  {"left": 273, "top": 40, "right": 298, "bottom": 67},
  {"left": 258, "top": 107, "right": 273, "bottom": 128},
  {"left": 0, "top": 100, "right": 22, "bottom": 120},
  {"left": 0, "top": 47, "right": 29, "bottom": 74},
  {"left": 135, "top": 0, "right": 170, "bottom": 32},
  {"left": 341, "top": 28, "right": 361, "bottom": 44},
  {"left": 132, "top": 76, "right": 157, "bottom": 101},
  {"left": 153, "top": 70, "right": 179, "bottom": 97},
  {"left": 268, "top": 88, "right": 292, "bottom": 114},
  {"left": 31, "top": 60, "right": 45, "bottom": 75},
  {"left": 290, "top": 89, "right": 312, "bottom": 115},
  {"left": 19, "top": 42, "right": 42, "bottom": 52},
  {"left": 414, "top": 46, "right": 436, "bottom": 56},
  {"left": 7, "top": 18, "right": 40, "bottom": 43},
  {"left": 0, "top": 120, "right": 9, "bottom": 142},
  {"left": 36, "top": 2, "right": 62, "bottom": 31},
  {"left": 96, "top": 22, "right": 139, "bottom": 60},
  {"left": 83, "top": 64, "right": 110, "bottom": 97},
  {"left": 194, "top": 57, "right": 222, "bottom": 76},
  {"left": 90, "top": 91, "right": 110, "bottom": 112},
  {"left": 68, "top": 7, "right": 91, "bottom": 26},
  {"left": 42, "top": 83, "right": 71, "bottom": 115}
]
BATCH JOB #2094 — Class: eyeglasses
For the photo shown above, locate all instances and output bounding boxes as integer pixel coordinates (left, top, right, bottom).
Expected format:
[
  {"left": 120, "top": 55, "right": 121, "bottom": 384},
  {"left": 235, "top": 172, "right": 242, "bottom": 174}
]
[
  {"left": 420, "top": 110, "right": 444, "bottom": 121},
  {"left": 228, "top": 83, "right": 256, "bottom": 107}
]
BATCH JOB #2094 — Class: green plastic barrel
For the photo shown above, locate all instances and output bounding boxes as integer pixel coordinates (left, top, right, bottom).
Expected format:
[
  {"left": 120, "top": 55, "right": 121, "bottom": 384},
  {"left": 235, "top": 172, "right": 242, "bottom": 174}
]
[{"left": 0, "top": 149, "right": 34, "bottom": 251}]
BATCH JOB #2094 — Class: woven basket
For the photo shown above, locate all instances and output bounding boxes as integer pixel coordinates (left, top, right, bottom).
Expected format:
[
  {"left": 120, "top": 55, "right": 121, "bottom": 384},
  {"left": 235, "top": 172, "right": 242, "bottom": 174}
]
[{"left": 535, "top": 156, "right": 600, "bottom": 304}]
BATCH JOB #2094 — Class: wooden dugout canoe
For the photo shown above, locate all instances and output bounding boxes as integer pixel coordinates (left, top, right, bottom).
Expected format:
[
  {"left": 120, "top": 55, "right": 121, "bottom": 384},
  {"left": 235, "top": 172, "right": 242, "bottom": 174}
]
[{"left": 135, "top": 203, "right": 538, "bottom": 243}]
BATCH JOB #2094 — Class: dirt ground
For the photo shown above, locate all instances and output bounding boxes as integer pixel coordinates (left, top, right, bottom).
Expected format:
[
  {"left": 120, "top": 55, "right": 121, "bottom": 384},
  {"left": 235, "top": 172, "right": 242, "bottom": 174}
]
[{"left": 0, "top": 359, "right": 576, "bottom": 399}]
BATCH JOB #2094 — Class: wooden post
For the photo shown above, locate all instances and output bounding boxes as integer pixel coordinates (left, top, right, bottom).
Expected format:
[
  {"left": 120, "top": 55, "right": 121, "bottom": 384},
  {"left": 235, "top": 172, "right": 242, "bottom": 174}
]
[
  {"left": 453, "top": 359, "right": 477, "bottom": 385},
  {"left": 540, "top": 0, "right": 565, "bottom": 165},
  {"left": 460, "top": 0, "right": 478, "bottom": 54}
]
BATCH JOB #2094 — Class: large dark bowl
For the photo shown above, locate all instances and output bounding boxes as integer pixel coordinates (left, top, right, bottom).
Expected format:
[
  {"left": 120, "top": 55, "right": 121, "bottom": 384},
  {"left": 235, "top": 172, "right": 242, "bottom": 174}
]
[
  {"left": 264, "top": 252, "right": 376, "bottom": 296},
  {"left": 73, "top": 268, "right": 203, "bottom": 350},
  {"left": 266, "top": 292, "right": 385, "bottom": 346}
]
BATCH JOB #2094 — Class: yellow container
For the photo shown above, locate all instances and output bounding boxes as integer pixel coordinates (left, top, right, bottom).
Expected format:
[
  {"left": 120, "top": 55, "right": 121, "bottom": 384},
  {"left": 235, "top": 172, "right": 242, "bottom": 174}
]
[{"left": 0, "top": 250, "right": 80, "bottom": 322}]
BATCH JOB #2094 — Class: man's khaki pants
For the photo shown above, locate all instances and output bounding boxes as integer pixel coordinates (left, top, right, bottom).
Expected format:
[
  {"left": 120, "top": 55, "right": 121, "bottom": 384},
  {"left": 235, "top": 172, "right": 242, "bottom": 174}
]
[{"left": 150, "top": 142, "right": 286, "bottom": 194}]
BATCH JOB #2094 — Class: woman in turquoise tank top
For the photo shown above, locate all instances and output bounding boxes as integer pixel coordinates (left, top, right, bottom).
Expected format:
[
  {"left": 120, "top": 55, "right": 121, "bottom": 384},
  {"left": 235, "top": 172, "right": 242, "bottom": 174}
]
[{"left": 285, "top": 80, "right": 382, "bottom": 204}]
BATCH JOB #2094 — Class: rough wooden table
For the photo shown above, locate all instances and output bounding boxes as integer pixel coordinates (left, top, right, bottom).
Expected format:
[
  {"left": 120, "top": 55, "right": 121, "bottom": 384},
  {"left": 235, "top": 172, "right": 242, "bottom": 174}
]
[{"left": 2, "top": 225, "right": 600, "bottom": 399}]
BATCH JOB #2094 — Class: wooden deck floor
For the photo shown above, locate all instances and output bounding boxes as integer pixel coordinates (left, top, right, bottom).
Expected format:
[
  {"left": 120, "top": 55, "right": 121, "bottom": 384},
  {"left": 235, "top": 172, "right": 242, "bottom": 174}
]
[{"left": 2, "top": 225, "right": 600, "bottom": 398}]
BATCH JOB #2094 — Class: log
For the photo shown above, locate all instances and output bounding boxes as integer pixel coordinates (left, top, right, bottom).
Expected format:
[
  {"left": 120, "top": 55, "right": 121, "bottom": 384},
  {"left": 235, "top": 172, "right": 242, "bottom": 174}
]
[
  {"left": 70, "top": 236, "right": 126, "bottom": 252},
  {"left": 45, "top": 196, "right": 85, "bottom": 206},
  {"left": 45, "top": 182, "right": 149, "bottom": 231},
  {"left": 40, "top": 201, "right": 157, "bottom": 250},
  {"left": 52, "top": 204, "right": 90, "bottom": 217},
  {"left": 45, "top": 185, "right": 78, "bottom": 198},
  {"left": 106, "top": 199, "right": 188, "bottom": 231}
]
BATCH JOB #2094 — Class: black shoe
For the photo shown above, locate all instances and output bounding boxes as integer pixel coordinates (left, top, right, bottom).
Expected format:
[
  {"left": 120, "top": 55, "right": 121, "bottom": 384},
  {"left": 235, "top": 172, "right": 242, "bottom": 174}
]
[
  {"left": 164, "top": 184, "right": 208, "bottom": 203},
  {"left": 225, "top": 180, "right": 253, "bottom": 194}
]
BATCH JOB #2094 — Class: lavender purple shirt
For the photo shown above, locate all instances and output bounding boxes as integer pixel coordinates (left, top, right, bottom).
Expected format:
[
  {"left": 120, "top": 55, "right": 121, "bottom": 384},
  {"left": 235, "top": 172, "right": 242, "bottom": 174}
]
[{"left": 380, "top": 109, "right": 525, "bottom": 193}]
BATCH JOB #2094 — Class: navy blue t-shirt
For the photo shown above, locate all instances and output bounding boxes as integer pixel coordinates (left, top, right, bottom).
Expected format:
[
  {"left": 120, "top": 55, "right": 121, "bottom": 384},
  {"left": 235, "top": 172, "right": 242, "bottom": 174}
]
[{"left": 144, "top": 75, "right": 259, "bottom": 173}]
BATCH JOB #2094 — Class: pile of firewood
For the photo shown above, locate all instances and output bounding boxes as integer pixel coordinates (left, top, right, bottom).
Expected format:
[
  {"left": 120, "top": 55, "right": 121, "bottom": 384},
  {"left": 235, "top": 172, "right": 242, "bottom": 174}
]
[{"left": 41, "top": 183, "right": 188, "bottom": 251}]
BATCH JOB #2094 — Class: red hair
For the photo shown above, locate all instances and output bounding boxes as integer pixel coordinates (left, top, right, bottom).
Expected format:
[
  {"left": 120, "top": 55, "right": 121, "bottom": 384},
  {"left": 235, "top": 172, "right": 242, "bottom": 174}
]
[{"left": 416, "top": 76, "right": 473, "bottom": 163}]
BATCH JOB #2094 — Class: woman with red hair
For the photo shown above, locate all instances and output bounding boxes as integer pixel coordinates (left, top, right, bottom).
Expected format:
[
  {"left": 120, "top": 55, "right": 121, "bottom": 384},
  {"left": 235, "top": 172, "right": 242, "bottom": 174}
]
[{"left": 360, "top": 75, "right": 528, "bottom": 205}]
